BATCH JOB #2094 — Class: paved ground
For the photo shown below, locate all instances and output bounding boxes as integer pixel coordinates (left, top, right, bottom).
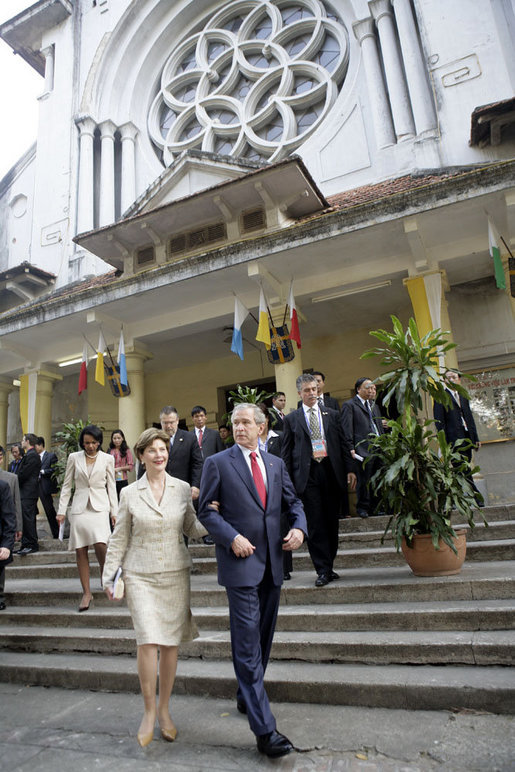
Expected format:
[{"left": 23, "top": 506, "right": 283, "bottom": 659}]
[{"left": 0, "top": 682, "right": 513, "bottom": 771}]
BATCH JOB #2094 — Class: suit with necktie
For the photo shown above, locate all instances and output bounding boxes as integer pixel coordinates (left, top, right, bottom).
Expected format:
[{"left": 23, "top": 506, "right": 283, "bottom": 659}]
[
  {"left": 434, "top": 389, "right": 480, "bottom": 494},
  {"left": 39, "top": 450, "right": 59, "bottom": 538},
  {"left": 17, "top": 448, "right": 42, "bottom": 551},
  {"left": 198, "top": 444, "right": 306, "bottom": 737},
  {"left": 282, "top": 405, "right": 354, "bottom": 576},
  {"left": 269, "top": 406, "right": 285, "bottom": 432},
  {"left": 192, "top": 426, "right": 224, "bottom": 458},
  {"left": 341, "top": 395, "right": 384, "bottom": 516}
]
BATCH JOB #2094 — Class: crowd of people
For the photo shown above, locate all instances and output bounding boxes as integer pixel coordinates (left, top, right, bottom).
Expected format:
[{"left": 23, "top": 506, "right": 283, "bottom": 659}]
[{"left": 0, "top": 370, "right": 481, "bottom": 757}]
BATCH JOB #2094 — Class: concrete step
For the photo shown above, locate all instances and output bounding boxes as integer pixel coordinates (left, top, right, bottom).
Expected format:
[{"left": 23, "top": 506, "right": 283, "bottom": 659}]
[
  {"left": 0, "top": 651, "right": 513, "bottom": 713},
  {"left": 1, "top": 624, "right": 513, "bottom": 666},
  {"left": 8, "top": 539, "right": 515, "bottom": 581},
  {"left": 5, "top": 562, "right": 515, "bottom": 608},
  {"left": 338, "top": 520, "right": 515, "bottom": 548},
  {"left": 1, "top": 598, "right": 513, "bottom": 633}
]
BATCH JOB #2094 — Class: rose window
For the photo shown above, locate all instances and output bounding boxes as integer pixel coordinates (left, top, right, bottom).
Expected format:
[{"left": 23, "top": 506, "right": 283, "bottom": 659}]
[{"left": 148, "top": 0, "right": 349, "bottom": 165}]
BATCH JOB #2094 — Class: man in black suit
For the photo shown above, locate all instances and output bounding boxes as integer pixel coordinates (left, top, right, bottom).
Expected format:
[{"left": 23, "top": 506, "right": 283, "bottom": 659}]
[
  {"left": 296, "top": 371, "right": 339, "bottom": 410},
  {"left": 341, "top": 377, "right": 385, "bottom": 519},
  {"left": 8, "top": 444, "right": 23, "bottom": 474},
  {"left": 0, "top": 446, "right": 22, "bottom": 542},
  {"left": 282, "top": 374, "right": 356, "bottom": 586},
  {"left": 0, "top": 479, "right": 17, "bottom": 610},
  {"left": 14, "top": 433, "right": 41, "bottom": 555},
  {"left": 269, "top": 392, "right": 286, "bottom": 431},
  {"left": 139, "top": 406, "right": 203, "bottom": 499},
  {"left": 35, "top": 437, "right": 59, "bottom": 539},
  {"left": 433, "top": 371, "right": 483, "bottom": 502},
  {"left": 191, "top": 406, "right": 224, "bottom": 458}
]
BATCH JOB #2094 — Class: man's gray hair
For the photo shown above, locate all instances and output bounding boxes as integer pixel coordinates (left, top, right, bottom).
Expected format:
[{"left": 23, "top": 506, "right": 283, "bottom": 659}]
[
  {"left": 160, "top": 405, "right": 178, "bottom": 418},
  {"left": 296, "top": 373, "right": 317, "bottom": 391},
  {"left": 231, "top": 403, "right": 266, "bottom": 425}
]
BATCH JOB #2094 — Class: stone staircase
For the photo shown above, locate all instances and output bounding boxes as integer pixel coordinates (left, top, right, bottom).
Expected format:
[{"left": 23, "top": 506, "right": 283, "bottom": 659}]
[{"left": 1, "top": 505, "right": 514, "bottom": 713}]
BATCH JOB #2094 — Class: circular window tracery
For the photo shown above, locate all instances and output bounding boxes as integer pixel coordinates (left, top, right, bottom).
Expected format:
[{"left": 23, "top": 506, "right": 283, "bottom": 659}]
[{"left": 148, "top": 0, "right": 349, "bottom": 165}]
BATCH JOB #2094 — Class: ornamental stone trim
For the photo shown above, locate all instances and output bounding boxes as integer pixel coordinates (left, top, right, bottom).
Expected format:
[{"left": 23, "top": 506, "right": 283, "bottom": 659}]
[{"left": 148, "top": 0, "right": 349, "bottom": 166}]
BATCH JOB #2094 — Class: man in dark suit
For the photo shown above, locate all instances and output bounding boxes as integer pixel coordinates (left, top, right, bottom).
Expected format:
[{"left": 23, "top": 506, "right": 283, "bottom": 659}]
[
  {"left": 282, "top": 374, "right": 356, "bottom": 587},
  {"left": 198, "top": 403, "right": 306, "bottom": 758},
  {"left": 341, "top": 377, "right": 385, "bottom": 519},
  {"left": 269, "top": 392, "right": 286, "bottom": 431},
  {"left": 0, "top": 479, "right": 17, "bottom": 610},
  {"left": 0, "top": 445, "right": 22, "bottom": 541},
  {"left": 8, "top": 444, "right": 23, "bottom": 474},
  {"left": 139, "top": 407, "right": 203, "bottom": 498},
  {"left": 35, "top": 436, "right": 59, "bottom": 539},
  {"left": 191, "top": 405, "right": 224, "bottom": 458},
  {"left": 14, "top": 433, "right": 41, "bottom": 555},
  {"left": 433, "top": 370, "right": 483, "bottom": 502},
  {"left": 296, "top": 371, "right": 339, "bottom": 410}
]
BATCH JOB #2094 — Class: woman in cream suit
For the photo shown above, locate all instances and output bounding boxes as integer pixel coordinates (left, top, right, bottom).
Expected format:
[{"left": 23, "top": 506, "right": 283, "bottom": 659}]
[
  {"left": 103, "top": 427, "right": 207, "bottom": 747},
  {"left": 57, "top": 425, "right": 117, "bottom": 612}
]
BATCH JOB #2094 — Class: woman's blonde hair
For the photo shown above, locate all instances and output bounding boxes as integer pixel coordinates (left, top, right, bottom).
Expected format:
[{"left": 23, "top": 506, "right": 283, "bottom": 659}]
[{"left": 134, "top": 427, "right": 170, "bottom": 460}]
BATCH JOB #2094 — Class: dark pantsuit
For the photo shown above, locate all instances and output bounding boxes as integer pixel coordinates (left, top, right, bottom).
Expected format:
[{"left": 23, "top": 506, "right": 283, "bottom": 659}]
[
  {"left": 226, "top": 564, "right": 281, "bottom": 736},
  {"left": 301, "top": 458, "right": 340, "bottom": 575},
  {"left": 21, "top": 498, "right": 39, "bottom": 549}
]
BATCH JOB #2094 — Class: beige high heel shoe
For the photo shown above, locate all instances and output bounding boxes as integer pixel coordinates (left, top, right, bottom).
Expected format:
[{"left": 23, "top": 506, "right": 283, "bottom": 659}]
[
  {"left": 137, "top": 730, "right": 154, "bottom": 747},
  {"left": 159, "top": 719, "right": 177, "bottom": 742}
]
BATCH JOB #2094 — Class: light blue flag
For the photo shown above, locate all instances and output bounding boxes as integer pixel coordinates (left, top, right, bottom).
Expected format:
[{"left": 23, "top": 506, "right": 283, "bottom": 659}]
[{"left": 231, "top": 296, "right": 249, "bottom": 360}]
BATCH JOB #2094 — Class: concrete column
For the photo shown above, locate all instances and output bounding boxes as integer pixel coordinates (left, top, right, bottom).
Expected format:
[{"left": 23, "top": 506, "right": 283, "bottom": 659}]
[
  {"left": 0, "top": 378, "right": 13, "bottom": 460},
  {"left": 119, "top": 122, "right": 138, "bottom": 216},
  {"left": 391, "top": 0, "right": 436, "bottom": 136},
  {"left": 40, "top": 45, "right": 55, "bottom": 94},
  {"left": 270, "top": 310, "right": 303, "bottom": 412},
  {"left": 75, "top": 116, "right": 96, "bottom": 234},
  {"left": 34, "top": 371, "right": 63, "bottom": 445},
  {"left": 99, "top": 119, "right": 117, "bottom": 227},
  {"left": 370, "top": 0, "right": 415, "bottom": 141},
  {"left": 117, "top": 346, "right": 153, "bottom": 449},
  {"left": 353, "top": 18, "right": 396, "bottom": 149}
]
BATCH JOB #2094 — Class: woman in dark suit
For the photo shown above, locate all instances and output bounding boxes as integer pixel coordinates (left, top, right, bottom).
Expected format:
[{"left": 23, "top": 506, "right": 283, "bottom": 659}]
[{"left": 57, "top": 425, "right": 117, "bottom": 612}]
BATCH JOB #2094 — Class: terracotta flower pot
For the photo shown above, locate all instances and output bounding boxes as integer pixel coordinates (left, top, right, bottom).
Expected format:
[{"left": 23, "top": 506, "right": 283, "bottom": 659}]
[{"left": 401, "top": 529, "right": 467, "bottom": 576}]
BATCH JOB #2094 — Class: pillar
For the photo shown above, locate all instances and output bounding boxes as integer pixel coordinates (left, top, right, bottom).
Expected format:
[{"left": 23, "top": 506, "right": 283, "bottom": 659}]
[
  {"left": 391, "top": 0, "right": 437, "bottom": 136},
  {"left": 34, "top": 371, "right": 63, "bottom": 445},
  {"left": 270, "top": 311, "right": 303, "bottom": 412},
  {"left": 0, "top": 378, "right": 13, "bottom": 462},
  {"left": 117, "top": 346, "right": 153, "bottom": 449},
  {"left": 99, "top": 119, "right": 117, "bottom": 227},
  {"left": 40, "top": 45, "right": 55, "bottom": 95},
  {"left": 119, "top": 122, "right": 138, "bottom": 216},
  {"left": 370, "top": 0, "right": 415, "bottom": 141},
  {"left": 75, "top": 115, "right": 96, "bottom": 234},
  {"left": 353, "top": 18, "right": 396, "bottom": 149}
]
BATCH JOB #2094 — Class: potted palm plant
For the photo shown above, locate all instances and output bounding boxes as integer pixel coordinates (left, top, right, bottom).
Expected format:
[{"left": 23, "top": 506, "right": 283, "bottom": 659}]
[{"left": 362, "top": 316, "right": 486, "bottom": 576}]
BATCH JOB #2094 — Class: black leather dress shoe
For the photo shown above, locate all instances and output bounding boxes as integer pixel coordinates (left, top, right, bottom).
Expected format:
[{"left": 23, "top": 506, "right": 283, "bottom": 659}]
[
  {"left": 236, "top": 699, "right": 247, "bottom": 714},
  {"left": 17, "top": 547, "right": 38, "bottom": 556},
  {"left": 203, "top": 535, "right": 215, "bottom": 545},
  {"left": 0, "top": 600, "right": 6, "bottom": 611},
  {"left": 357, "top": 510, "right": 369, "bottom": 518},
  {"left": 330, "top": 571, "right": 339, "bottom": 581},
  {"left": 315, "top": 573, "right": 331, "bottom": 587},
  {"left": 283, "top": 571, "right": 291, "bottom": 581},
  {"left": 256, "top": 730, "right": 293, "bottom": 757}
]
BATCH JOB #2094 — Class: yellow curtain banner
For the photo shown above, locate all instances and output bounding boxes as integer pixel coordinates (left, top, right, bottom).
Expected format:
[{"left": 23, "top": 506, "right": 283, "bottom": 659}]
[
  {"left": 19, "top": 374, "right": 29, "bottom": 435},
  {"left": 405, "top": 276, "right": 432, "bottom": 338}
]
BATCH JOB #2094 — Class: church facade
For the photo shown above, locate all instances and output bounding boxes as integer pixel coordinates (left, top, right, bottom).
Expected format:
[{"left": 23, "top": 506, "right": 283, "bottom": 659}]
[{"left": 0, "top": 0, "right": 514, "bottom": 500}]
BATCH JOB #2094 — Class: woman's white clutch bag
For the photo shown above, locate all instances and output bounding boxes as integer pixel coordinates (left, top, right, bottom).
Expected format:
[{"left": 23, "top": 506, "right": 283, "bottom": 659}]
[{"left": 112, "top": 566, "right": 124, "bottom": 600}]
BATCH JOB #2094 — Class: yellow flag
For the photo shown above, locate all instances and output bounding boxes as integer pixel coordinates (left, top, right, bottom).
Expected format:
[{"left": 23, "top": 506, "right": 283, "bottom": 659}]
[
  {"left": 95, "top": 331, "right": 106, "bottom": 386},
  {"left": 255, "top": 288, "right": 271, "bottom": 349}
]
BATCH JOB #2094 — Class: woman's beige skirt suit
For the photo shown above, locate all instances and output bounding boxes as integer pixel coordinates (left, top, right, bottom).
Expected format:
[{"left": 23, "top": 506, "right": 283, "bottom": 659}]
[
  {"left": 102, "top": 473, "right": 207, "bottom": 646},
  {"left": 57, "top": 450, "right": 118, "bottom": 550}
]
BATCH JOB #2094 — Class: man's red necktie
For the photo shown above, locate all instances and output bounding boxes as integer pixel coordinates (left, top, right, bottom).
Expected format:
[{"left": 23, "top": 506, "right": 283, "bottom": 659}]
[
  {"left": 250, "top": 451, "right": 267, "bottom": 508},
  {"left": 198, "top": 429, "right": 203, "bottom": 448}
]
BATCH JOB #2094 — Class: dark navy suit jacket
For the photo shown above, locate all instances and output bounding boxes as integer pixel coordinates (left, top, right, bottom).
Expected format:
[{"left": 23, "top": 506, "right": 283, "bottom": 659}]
[{"left": 198, "top": 444, "right": 306, "bottom": 587}]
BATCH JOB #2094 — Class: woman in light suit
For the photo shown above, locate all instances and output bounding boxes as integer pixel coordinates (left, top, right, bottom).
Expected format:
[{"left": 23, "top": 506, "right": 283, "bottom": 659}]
[
  {"left": 103, "top": 427, "right": 207, "bottom": 747},
  {"left": 57, "top": 425, "right": 117, "bottom": 612}
]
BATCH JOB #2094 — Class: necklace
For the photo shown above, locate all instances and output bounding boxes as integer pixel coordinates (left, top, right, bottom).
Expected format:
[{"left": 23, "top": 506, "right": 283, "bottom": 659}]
[{"left": 85, "top": 451, "right": 99, "bottom": 459}]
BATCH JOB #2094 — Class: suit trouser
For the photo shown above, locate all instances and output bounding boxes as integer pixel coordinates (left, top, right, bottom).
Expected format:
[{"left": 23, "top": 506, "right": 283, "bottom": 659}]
[
  {"left": 356, "top": 455, "right": 381, "bottom": 515},
  {"left": 301, "top": 457, "right": 340, "bottom": 575},
  {"left": 39, "top": 485, "right": 59, "bottom": 538},
  {"left": 225, "top": 565, "right": 281, "bottom": 736},
  {"left": 0, "top": 566, "right": 4, "bottom": 600},
  {"left": 21, "top": 497, "right": 39, "bottom": 549}
]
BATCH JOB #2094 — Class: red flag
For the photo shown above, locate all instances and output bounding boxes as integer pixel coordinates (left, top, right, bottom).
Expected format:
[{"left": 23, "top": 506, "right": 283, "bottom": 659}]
[
  {"left": 288, "top": 284, "right": 301, "bottom": 348},
  {"left": 78, "top": 342, "right": 88, "bottom": 395}
]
